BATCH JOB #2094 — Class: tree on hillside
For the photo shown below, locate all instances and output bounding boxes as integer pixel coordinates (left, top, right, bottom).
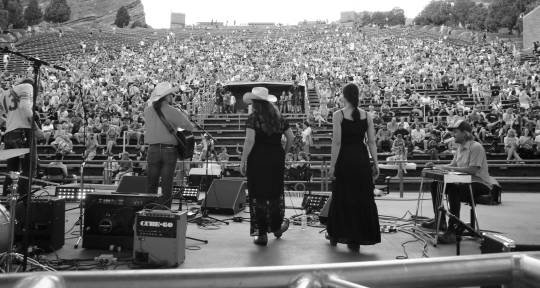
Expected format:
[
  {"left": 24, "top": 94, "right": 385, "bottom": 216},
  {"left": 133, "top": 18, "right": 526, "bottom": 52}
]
[
  {"left": 467, "top": 4, "right": 488, "bottom": 30},
  {"left": 451, "top": 0, "right": 476, "bottom": 26},
  {"left": 44, "top": 0, "right": 70, "bottom": 23},
  {"left": 24, "top": 0, "right": 42, "bottom": 26},
  {"left": 360, "top": 12, "right": 371, "bottom": 26},
  {"left": 415, "top": 0, "right": 453, "bottom": 26},
  {"left": 6, "top": 0, "right": 26, "bottom": 28},
  {"left": 387, "top": 7, "right": 405, "bottom": 26},
  {"left": 131, "top": 19, "right": 149, "bottom": 29},
  {"left": 114, "top": 6, "right": 130, "bottom": 28}
]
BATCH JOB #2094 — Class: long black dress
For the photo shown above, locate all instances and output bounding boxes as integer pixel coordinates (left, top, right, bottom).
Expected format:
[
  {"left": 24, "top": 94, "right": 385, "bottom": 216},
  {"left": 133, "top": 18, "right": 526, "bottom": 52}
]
[
  {"left": 327, "top": 110, "right": 381, "bottom": 245},
  {"left": 246, "top": 114, "right": 288, "bottom": 236}
]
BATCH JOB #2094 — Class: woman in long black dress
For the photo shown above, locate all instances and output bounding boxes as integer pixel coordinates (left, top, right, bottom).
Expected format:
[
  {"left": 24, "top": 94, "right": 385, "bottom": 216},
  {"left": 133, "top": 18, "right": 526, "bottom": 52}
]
[
  {"left": 240, "top": 87, "right": 295, "bottom": 246},
  {"left": 327, "top": 83, "right": 381, "bottom": 252}
]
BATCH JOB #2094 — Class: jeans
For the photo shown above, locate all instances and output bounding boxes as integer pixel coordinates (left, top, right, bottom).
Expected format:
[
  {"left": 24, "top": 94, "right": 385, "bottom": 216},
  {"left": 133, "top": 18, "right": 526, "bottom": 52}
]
[
  {"left": 2, "top": 129, "right": 37, "bottom": 198},
  {"left": 430, "top": 181, "right": 490, "bottom": 231},
  {"left": 146, "top": 145, "right": 178, "bottom": 208}
]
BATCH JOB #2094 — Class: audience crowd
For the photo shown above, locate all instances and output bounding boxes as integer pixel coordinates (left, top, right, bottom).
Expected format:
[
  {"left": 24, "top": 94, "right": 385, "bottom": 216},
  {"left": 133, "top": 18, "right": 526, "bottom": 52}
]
[{"left": 1, "top": 25, "right": 540, "bottom": 176}]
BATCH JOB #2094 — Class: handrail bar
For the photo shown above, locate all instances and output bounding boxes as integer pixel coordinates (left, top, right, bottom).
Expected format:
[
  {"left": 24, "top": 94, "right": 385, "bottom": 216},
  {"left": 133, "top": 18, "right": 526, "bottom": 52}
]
[{"left": 1, "top": 252, "right": 539, "bottom": 288}]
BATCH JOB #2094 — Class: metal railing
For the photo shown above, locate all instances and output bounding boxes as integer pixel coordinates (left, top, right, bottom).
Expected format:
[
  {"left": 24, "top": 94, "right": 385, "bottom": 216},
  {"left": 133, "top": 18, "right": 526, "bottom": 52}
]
[{"left": 1, "top": 252, "right": 539, "bottom": 288}]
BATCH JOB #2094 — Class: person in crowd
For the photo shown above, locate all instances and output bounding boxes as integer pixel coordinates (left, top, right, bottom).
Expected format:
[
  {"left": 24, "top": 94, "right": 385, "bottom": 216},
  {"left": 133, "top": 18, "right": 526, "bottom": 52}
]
[
  {"left": 518, "top": 128, "right": 536, "bottom": 159},
  {"left": 301, "top": 121, "right": 313, "bottom": 154},
  {"left": 504, "top": 129, "right": 523, "bottom": 162},
  {"left": 47, "top": 152, "right": 69, "bottom": 180},
  {"left": 327, "top": 83, "right": 381, "bottom": 252},
  {"left": 144, "top": 82, "right": 194, "bottom": 208},
  {"left": 423, "top": 120, "right": 500, "bottom": 244},
  {"left": 240, "top": 87, "right": 294, "bottom": 246},
  {"left": 115, "top": 152, "right": 133, "bottom": 184},
  {"left": 83, "top": 133, "right": 99, "bottom": 161}
]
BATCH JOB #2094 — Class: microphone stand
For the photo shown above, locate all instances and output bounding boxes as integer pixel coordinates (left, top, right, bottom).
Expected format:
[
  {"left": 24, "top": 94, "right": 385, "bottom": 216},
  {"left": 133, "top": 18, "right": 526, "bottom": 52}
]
[
  {"left": 1, "top": 47, "right": 66, "bottom": 271},
  {"left": 175, "top": 106, "right": 228, "bottom": 226}
]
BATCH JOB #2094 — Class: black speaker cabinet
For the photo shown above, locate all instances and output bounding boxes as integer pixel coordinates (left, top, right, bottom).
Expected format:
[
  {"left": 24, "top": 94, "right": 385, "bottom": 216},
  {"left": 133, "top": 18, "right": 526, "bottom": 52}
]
[
  {"left": 202, "top": 179, "right": 246, "bottom": 215},
  {"left": 83, "top": 192, "right": 158, "bottom": 250},
  {"left": 116, "top": 176, "right": 148, "bottom": 194},
  {"left": 13, "top": 197, "right": 65, "bottom": 251}
]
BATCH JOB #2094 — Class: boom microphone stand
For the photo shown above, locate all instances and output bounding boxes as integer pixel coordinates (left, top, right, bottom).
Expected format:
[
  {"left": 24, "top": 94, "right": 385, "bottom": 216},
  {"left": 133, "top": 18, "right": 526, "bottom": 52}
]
[
  {"left": 176, "top": 107, "right": 228, "bottom": 226},
  {"left": 1, "top": 47, "right": 66, "bottom": 271}
]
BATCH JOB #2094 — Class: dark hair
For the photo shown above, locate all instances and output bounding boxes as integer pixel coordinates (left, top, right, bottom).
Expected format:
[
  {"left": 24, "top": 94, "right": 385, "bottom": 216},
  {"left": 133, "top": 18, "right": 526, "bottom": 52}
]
[
  {"left": 54, "top": 153, "right": 63, "bottom": 160},
  {"left": 251, "top": 100, "right": 282, "bottom": 135},
  {"left": 343, "top": 83, "right": 360, "bottom": 121}
]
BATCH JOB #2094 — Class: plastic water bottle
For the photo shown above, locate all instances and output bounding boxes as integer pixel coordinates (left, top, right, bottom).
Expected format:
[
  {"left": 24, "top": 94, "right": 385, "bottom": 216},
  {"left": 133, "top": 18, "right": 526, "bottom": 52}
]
[{"left": 301, "top": 215, "right": 307, "bottom": 230}]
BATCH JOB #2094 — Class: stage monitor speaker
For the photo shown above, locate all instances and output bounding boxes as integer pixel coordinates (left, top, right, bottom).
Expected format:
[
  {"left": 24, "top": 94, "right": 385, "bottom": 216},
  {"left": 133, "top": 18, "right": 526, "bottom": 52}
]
[
  {"left": 319, "top": 195, "right": 332, "bottom": 225},
  {"left": 83, "top": 192, "right": 158, "bottom": 250},
  {"left": 202, "top": 179, "right": 246, "bottom": 215},
  {"left": 116, "top": 176, "right": 147, "bottom": 194}
]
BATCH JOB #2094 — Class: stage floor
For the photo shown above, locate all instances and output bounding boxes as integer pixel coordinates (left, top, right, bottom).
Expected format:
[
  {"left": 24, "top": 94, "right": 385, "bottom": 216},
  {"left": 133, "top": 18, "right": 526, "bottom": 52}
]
[{"left": 46, "top": 192, "right": 540, "bottom": 269}]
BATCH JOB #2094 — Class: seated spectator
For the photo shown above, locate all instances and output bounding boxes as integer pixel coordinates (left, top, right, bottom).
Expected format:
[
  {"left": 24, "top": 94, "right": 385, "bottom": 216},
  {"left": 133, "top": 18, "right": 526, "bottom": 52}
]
[
  {"left": 83, "top": 133, "right": 99, "bottom": 161},
  {"left": 504, "top": 129, "right": 523, "bottom": 162},
  {"left": 51, "top": 134, "right": 74, "bottom": 155},
  {"left": 518, "top": 128, "right": 536, "bottom": 159},
  {"left": 47, "top": 153, "right": 69, "bottom": 180},
  {"left": 115, "top": 152, "right": 133, "bottom": 184},
  {"left": 411, "top": 124, "right": 426, "bottom": 151},
  {"left": 41, "top": 119, "right": 55, "bottom": 144},
  {"left": 376, "top": 126, "right": 392, "bottom": 152}
]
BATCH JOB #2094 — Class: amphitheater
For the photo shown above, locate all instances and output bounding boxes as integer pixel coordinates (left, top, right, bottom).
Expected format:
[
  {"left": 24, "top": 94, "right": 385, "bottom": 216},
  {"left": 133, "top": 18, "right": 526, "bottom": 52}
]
[{"left": 1, "top": 21, "right": 540, "bottom": 288}]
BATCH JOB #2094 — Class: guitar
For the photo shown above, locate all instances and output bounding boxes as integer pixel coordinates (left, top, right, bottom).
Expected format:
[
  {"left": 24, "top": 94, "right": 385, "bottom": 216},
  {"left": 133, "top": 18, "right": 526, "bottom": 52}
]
[{"left": 175, "top": 128, "right": 195, "bottom": 160}]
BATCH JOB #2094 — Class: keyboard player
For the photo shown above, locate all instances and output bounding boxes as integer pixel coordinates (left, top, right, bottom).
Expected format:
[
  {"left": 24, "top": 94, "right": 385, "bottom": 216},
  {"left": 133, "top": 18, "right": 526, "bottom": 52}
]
[{"left": 422, "top": 120, "right": 499, "bottom": 244}]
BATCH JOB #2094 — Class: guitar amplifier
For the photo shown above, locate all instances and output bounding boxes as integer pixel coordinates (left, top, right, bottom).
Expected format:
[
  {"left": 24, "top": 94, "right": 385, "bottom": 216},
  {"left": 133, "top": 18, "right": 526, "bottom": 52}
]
[
  {"left": 83, "top": 192, "right": 158, "bottom": 250},
  {"left": 133, "top": 210, "right": 187, "bottom": 267},
  {"left": 0, "top": 197, "right": 65, "bottom": 251}
]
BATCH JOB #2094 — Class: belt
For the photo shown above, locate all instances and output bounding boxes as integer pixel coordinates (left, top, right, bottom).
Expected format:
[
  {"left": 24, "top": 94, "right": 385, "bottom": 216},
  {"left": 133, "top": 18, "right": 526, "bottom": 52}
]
[{"left": 149, "top": 143, "right": 177, "bottom": 148}]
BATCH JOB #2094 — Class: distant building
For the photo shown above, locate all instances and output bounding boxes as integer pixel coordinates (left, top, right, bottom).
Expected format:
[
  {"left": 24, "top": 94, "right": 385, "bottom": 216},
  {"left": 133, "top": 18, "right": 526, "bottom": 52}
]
[
  {"left": 197, "top": 22, "right": 224, "bottom": 28},
  {"left": 171, "top": 13, "right": 186, "bottom": 29},
  {"left": 340, "top": 11, "right": 357, "bottom": 23},
  {"left": 248, "top": 22, "right": 275, "bottom": 27},
  {"left": 523, "top": 5, "right": 540, "bottom": 52}
]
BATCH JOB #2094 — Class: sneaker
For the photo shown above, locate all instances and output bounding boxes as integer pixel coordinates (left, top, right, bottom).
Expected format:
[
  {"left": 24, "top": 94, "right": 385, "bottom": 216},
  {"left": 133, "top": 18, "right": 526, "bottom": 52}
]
[
  {"left": 421, "top": 218, "right": 447, "bottom": 231},
  {"left": 253, "top": 234, "right": 268, "bottom": 246},
  {"left": 274, "top": 219, "right": 290, "bottom": 239}
]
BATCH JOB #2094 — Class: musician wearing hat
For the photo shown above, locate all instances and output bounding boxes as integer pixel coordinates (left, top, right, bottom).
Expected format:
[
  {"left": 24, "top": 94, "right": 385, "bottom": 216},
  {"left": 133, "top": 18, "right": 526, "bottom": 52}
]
[
  {"left": 422, "top": 119, "right": 500, "bottom": 244},
  {"left": 240, "top": 87, "right": 294, "bottom": 246},
  {"left": 144, "top": 82, "right": 194, "bottom": 208},
  {"left": 1, "top": 80, "right": 42, "bottom": 197}
]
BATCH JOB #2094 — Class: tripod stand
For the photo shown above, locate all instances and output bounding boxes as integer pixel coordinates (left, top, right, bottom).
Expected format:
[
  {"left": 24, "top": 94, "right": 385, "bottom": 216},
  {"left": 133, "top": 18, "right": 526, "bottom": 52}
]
[{"left": 1, "top": 47, "right": 66, "bottom": 271}]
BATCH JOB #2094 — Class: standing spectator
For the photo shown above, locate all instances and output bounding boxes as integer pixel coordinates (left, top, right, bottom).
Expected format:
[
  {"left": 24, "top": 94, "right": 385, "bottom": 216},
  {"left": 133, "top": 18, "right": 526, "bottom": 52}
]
[{"left": 301, "top": 121, "right": 313, "bottom": 154}]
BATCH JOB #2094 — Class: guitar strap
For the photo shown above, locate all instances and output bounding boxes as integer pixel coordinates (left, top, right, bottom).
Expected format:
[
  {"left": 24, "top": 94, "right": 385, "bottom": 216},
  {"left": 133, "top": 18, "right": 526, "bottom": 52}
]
[{"left": 154, "top": 106, "right": 181, "bottom": 144}]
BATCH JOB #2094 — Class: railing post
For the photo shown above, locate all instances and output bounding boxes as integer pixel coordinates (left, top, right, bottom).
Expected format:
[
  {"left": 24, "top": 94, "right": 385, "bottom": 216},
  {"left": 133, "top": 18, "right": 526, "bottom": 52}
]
[{"left": 123, "top": 131, "right": 127, "bottom": 153}]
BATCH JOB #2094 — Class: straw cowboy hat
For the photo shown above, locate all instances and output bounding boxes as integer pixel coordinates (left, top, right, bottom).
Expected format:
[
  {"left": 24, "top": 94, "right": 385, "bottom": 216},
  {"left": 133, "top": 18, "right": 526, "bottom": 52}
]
[
  {"left": 12, "top": 83, "right": 33, "bottom": 100},
  {"left": 243, "top": 87, "right": 277, "bottom": 104},
  {"left": 147, "top": 82, "right": 178, "bottom": 106}
]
